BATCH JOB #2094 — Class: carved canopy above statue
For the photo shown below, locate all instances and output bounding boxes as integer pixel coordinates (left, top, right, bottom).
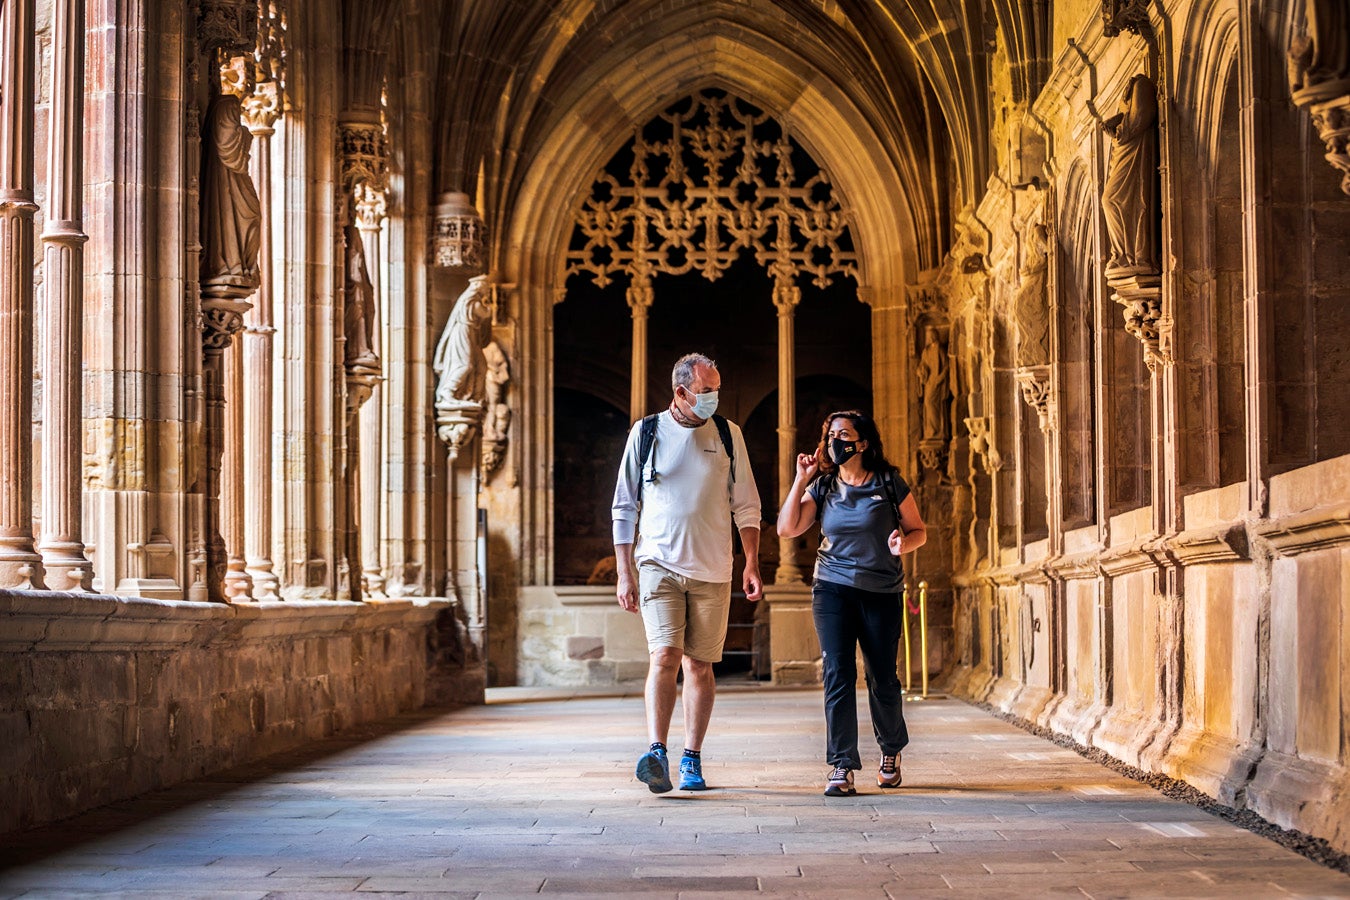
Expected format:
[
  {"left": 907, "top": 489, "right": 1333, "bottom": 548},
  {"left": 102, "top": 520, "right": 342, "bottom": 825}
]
[{"left": 563, "top": 89, "right": 858, "bottom": 293}]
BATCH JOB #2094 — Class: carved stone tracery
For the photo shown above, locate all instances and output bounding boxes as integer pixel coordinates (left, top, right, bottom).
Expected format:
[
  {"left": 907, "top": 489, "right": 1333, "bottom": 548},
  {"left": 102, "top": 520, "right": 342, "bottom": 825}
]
[{"left": 564, "top": 90, "right": 858, "bottom": 293}]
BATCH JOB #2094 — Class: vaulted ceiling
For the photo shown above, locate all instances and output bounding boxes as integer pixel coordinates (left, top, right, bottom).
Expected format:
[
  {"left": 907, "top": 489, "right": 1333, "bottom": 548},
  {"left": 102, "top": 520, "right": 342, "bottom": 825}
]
[{"left": 414, "top": 0, "right": 1050, "bottom": 275}]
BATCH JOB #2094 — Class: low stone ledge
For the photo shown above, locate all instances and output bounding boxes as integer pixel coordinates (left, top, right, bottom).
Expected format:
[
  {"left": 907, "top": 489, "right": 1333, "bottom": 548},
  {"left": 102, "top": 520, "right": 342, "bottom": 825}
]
[
  {"left": 0, "top": 589, "right": 477, "bottom": 835},
  {"left": 0, "top": 589, "right": 452, "bottom": 652}
]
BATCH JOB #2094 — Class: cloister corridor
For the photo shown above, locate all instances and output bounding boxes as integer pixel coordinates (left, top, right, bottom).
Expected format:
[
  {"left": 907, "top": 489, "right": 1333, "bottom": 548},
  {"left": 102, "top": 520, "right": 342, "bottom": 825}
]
[{"left": 2, "top": 687, "right": 1347, "bottom": 899}]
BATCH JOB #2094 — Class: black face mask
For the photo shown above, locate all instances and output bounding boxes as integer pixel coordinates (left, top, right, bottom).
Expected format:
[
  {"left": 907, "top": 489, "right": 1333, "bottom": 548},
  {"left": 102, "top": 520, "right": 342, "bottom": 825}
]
[{"left": 829, "top": 438, "right": 859, "bottom": 465}]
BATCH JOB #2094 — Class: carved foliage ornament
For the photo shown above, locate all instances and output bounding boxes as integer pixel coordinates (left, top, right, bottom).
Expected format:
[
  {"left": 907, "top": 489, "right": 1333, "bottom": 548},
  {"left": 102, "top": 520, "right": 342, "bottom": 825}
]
[{"left": 564, "top": 89, "right": 858, "bottom": 293}]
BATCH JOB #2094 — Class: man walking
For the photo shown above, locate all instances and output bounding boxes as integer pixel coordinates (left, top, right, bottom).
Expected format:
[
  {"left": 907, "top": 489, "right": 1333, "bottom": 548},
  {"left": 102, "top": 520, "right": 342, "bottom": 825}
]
[{"left": 612, "top": 353, "right": 762, "bottom": 793}]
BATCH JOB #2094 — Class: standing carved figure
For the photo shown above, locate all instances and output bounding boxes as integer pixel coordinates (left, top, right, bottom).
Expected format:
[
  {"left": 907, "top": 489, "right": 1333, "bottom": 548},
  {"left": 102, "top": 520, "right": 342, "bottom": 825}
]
[
  {"left": 343, "top": 223, "right": 378, "bottom": 368},
  {"left": 201, "top": 92, "right": 262, "bottom": 296},
  {"left": 1015, "top": 222, "right": 1051, "bottom": 367},
  {"left": 433, "top": 275, "right": 493, "bottom": 408},
  {"left": 917, "top": 327, "right": 950, "bottom": 443},
  {"left": 481, "top": 340, "right": 512, "bottom": 474},
  {"left": 1100, "top": 74, "right": 1159, "bottom": 279}
]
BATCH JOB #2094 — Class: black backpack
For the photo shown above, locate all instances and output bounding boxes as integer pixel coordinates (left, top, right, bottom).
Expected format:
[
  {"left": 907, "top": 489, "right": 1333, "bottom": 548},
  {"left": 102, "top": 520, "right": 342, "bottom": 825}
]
[
  {"left": 816, "top": 466, "right": 908, "bottom": 529},
  {"left": 636, "top": 413, "right": 735, "bottom": 504}
]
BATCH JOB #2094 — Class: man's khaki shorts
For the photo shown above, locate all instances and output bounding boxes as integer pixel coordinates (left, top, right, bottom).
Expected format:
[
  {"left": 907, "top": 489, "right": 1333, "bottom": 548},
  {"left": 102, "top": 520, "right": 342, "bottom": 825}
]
[{"left": 637, "top": 561, "right": 732, "bottom": 663}]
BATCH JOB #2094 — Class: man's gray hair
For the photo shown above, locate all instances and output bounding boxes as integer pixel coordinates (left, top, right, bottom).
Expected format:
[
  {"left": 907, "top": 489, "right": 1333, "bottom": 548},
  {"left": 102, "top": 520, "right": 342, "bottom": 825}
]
[{"left": 671, "top": 352, "right": 717, "bottom": 389}]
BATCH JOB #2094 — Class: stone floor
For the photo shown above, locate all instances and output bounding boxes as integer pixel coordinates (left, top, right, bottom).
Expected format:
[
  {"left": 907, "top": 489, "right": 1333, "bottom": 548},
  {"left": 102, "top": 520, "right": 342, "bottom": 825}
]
[{"left": 2, "top": 684, "right": 1348, "bottom": 898}]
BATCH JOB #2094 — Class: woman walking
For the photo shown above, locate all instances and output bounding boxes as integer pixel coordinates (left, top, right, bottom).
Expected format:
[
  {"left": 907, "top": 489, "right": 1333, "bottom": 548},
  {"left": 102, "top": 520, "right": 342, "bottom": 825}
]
[{"left": 776, "top": 410, "right": 927, "bottom": 796}]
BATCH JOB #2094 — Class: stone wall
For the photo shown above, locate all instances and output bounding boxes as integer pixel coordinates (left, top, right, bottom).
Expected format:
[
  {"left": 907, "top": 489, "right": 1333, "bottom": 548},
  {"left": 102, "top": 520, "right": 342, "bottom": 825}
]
[{"left": 0, "top": 591, "right": 485, "bottom": 835}]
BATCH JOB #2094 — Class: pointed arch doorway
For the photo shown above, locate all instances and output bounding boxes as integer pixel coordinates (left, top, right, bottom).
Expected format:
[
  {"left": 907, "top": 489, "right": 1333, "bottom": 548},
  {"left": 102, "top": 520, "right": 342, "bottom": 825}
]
[{"left": 553, "top": 89, "right": 870, "bottom": 671}]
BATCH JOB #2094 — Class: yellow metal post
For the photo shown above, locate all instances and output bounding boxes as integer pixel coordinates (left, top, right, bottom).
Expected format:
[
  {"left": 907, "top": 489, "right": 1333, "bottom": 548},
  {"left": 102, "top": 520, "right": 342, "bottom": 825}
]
[
  {"left": 901, "top": 583, "right": 912, "bottom": 693},
  {"left": 919, "top": 580, "right": 929, "bottom": 698}
]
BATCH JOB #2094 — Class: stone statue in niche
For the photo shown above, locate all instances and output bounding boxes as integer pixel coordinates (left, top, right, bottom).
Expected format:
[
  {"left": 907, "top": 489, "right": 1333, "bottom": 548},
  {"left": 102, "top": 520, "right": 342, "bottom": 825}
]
[
  {"left": 480, "top": 340, "right": 512, "bottom": 475},
  {"left": 1288, "top": 0, "right": 1349, "bottom": 97},
  {"left": 200, "top": 91, "right": 262, "bottom": 297},
  {"left": 433, "top": 275, "right": 493, "bottom": 410},
  {"left": 1015, "top": 222, "right": 1051, "bottom": 368},
  {"left": 1100, "top": 74, "right": 1159, "bottom": 280},
  {"left": 343, "top": 223, "right": 379, "bottom": 370},
  {"left": 917, "top": 326, "right": 951, "bottom": 444}
]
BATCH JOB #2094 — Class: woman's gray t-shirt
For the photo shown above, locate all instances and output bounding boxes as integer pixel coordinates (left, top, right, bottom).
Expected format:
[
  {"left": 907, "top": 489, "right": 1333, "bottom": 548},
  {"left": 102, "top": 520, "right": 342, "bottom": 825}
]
[{"left": 807, "top": 470, "right": 909, "bottom": 593}]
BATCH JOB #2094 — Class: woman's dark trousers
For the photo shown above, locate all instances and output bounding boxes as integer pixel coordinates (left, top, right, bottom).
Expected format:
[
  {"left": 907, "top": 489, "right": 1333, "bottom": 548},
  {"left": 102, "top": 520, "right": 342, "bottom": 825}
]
[{"left": 812, "top": 579, "right": 909, "bottom": 769}]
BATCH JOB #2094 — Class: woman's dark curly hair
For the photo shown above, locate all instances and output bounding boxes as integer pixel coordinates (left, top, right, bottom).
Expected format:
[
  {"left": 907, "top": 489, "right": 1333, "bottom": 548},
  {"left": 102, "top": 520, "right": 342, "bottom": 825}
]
[{"left": 815, "top": 409, "right": 894, "bottom": 475}]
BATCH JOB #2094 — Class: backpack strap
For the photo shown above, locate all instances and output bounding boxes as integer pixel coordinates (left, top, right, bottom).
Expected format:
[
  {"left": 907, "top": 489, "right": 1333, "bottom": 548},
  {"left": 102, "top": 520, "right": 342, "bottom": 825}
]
[
  {"left": 711, "top": 414, "right": 736, "bottom": 483},
  {"left": 638, "top": 413, "right": 736, "bottom": 505},
  {"left": 880, "top": 468, "right": 909, "bottom": 530},
  {"left": 636, "top": 414, "right": 659, "bottom": 504}
]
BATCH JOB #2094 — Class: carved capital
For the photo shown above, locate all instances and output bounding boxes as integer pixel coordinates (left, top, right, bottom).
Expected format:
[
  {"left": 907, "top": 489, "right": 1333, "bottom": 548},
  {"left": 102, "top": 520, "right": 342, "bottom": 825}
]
[
  {"left": 242, "top": 80, "right": 281, "bottom": 134},
  {"left": 1307, "top": 95, "right": 1350, "bottom": 195},
  {"left": 1110, "top": 275, "right": 1165, "bottom": 370},
  {"left": 772, "top": 278, "right": 802, "bottom": 312},
  {"left": 345, "top": 367, "right": 380, "bottom": 416},
  {"left": 201, "top": 295, "right": 253, "bottom": 351},
  {"left": 1015, "top": 366, "right": 1056, "bottom": 433},
  {"left": 436, "top": 403, "right": 485, "bottom": 462},
  {"left": 626, "top": 280, "right": 654, "bottom": 312},
  {"left": 1102, "top": 0, "right": 1151, "bottom": 37}
]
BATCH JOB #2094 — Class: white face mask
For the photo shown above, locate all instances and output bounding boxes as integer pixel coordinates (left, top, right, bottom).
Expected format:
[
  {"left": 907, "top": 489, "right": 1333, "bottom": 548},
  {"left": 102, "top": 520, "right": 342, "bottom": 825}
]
[{"left": 685, "top": 388, "right": 719, "bottom": 419}]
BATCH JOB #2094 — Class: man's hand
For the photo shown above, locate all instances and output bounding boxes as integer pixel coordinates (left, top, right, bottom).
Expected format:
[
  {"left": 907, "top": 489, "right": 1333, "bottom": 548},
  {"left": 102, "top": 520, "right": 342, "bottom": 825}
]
[
  {"left": 617, "top": 570, "right": 639, "bottom": 613},
  {"left": 743, "top": 565, "right": 763, "bottom": 602}
]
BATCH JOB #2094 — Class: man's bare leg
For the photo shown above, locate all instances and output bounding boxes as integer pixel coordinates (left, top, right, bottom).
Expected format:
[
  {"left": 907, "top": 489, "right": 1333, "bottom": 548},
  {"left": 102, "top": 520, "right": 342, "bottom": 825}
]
[
  {"left": 645, "top": 647, "right": 683, "bottom": 746},
  {"left": 681, "top": 657, "right": 715, "bottom": 751}
]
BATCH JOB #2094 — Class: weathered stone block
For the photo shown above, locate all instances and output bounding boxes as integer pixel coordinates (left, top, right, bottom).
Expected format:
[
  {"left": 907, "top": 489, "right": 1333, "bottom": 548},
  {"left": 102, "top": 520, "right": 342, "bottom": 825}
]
[{"left": 565, "top": 635, "right": 604, "bottom": 660}]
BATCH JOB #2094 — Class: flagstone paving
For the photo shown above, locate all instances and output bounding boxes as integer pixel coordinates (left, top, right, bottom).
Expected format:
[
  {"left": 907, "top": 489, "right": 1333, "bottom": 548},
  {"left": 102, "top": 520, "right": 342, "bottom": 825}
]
[{"left": 2, "top": 685, "right": 1347, "bottom": 898}]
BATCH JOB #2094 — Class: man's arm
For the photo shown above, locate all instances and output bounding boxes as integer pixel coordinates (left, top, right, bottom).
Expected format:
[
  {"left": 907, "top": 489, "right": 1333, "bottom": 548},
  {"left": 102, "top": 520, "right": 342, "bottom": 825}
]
[
  {"left": 728, "top": 423, "right": 763, "bottom": 601},
  {"left": 739, "top": 526, "right": 762, "bottom": 601},
  {"left": 612, "top": 422, "right": 643, "bottom": 612}
]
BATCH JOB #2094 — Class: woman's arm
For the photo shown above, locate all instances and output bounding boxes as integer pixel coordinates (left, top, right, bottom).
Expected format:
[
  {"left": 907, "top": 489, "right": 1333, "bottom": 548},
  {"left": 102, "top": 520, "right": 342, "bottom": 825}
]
[
  {"left": 776, "top": 452, "right": 820, "bottom": 538},
  {"left": 887, "top": 493, "right": 928, "bottom": 555}
]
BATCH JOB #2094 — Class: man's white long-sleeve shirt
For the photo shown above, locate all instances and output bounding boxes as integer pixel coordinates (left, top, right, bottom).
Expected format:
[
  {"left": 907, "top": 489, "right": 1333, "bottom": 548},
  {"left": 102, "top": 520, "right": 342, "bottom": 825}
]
[{"left": 611, "top": 411, "right": 761, "bottom": 583}]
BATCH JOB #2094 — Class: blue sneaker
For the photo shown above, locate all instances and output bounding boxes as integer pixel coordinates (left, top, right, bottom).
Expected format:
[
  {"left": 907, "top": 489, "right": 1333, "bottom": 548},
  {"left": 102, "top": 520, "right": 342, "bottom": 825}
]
[
  {"left": 636, "top": 748, "right": 673, "bottom": 793},
  {"left": 679, "top": 754, "right": 708, "bottom": 791}
]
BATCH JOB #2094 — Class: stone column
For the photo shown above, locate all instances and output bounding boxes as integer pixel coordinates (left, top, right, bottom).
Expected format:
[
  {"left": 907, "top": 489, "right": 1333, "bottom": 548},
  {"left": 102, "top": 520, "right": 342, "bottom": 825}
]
[
  {"left": 356, "top": 186, "right": 387, "bottom": 596},
  {"left": 221, "top": 337, "right": 253, "bottom": 601},
  {"left": 626, "top": 278, "right": 653, "bottom": 422},
  {"left": 242, "top": 84, "right": 280, "bottom": 600},
  {"left": 438, "top": 406, "right": 484, "bottom": 646},
  {"left": 772, "top": 276, "right": 803, "bottom": 584},
  {"left": 0, "top": 0, "right": 44, "bottom": 590},
  {"left": 39, "top": 0, "right": 93, "bottom": 591}
]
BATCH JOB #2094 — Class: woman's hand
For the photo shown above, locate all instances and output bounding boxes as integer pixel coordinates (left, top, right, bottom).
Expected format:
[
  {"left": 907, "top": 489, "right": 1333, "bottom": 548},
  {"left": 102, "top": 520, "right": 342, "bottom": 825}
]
[
  {"left": 888, "top": 528, "right": 904, "bottom": 556},
  {"left": 795, "top": 450, "right": 820, "bottom": 483}
]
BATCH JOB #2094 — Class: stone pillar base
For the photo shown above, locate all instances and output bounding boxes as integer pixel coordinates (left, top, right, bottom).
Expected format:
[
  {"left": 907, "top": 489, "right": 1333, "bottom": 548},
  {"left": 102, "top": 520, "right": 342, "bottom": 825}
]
[{"left": 763, "top": 582, "right": 820, "bottom": 686}]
